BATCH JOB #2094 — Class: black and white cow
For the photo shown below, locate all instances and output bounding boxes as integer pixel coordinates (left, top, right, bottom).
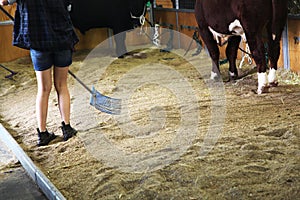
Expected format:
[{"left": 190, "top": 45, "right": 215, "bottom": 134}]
[
  {"left": 194, "top": 0, "right": 288, "bottom": 94},
  {"left": 69, "top": 0, "right": 150, "bottom": 57}
]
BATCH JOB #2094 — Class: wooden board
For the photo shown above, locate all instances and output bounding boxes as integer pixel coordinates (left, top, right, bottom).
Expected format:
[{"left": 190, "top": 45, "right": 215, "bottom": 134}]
[
  {"left": 288, "top": 19, "right": 300, "bottom": 74},
  {"left": 0, "top": 5, "right": 29, "bottom": 62},
  {"left": 74, "top": 28, "right": 109, "bottom": 50},
  {"left": 155, "top": 0, "right": 173, "bottom": 8}
]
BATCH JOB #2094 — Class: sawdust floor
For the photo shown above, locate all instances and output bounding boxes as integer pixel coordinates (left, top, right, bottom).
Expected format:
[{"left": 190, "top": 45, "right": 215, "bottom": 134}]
[{"left": 0, "top": 48, "right": 299, "bottom": 199}]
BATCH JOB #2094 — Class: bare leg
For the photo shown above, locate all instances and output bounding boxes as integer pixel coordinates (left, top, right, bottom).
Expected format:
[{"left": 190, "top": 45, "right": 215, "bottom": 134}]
[
  {"left": 35, "top": 68, "right": 52, "bottom": 132},
  {"left": 53, "top": 66, "right": 70, "bottom": 124},
  {"left": 54, "top": 66, "right": 77, "bottom": 141}
]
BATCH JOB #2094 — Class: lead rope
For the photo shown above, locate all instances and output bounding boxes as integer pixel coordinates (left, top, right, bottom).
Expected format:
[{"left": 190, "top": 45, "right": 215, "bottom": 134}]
[
  {"left": 130, "top": 5, "right": 146, "bottom": 32},
  {"left": 153, "top": 24, "right": 160, "bottom": 46},
  {"left": 130, "top": 5, "right": 160, "bottom": 47},
  {"left": 239, "top": 43, "right": 252, "bottom": 68}
]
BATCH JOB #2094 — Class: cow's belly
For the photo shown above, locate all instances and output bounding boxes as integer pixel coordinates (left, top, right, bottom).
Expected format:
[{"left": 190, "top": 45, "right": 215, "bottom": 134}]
[{"left": 208, "top": 19, "right": 246, "bottom": 44}]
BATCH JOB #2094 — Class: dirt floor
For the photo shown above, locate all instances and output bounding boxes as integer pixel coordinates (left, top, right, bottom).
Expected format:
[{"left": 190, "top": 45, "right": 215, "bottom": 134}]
[{"left": 0, "top": 47, "right": 299, "bottom": 199}]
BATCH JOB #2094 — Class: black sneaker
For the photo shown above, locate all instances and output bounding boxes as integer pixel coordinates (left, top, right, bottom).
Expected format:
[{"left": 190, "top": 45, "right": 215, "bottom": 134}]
[
  {"left": 37, "top": 129, "right": 57, "bottom": 146},
  {"left": 61, "top": 121, "right": 77, "bottom": 141}
]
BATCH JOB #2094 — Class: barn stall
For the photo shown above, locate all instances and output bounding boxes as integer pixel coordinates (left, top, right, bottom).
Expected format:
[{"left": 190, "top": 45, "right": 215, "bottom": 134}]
[
  {"left": 0, "top": 1, "right": 300, "bottom": 199},
  {"left": 0, "top": 1, "right": 299, "bottom": 72},
  {"left": 153, "top": 0, "right": 300, "bottom": 74}
]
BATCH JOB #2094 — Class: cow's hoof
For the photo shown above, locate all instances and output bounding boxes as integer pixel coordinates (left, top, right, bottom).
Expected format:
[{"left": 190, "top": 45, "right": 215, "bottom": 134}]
[
  {"left": 228, "top": 71, "right": 238, "bottom": 81},
  {"left": 269, "top": 81, "right": 278, "bottom": 87},
  {"left": 210, "top": 71, "right": 222, "bottom": 81},
  {"left": 211, "top": 76, "right": 222, "bottom": 82},
  {"left": 118, "top": 52, "right": 131, "bottom": 59},
  {"left": 256, "top": 86, "right": 269, "bottom": 94},
  {"left": 226, "top": 77, "right": 236, "bottom": 83},
  {"left": 227, "top": 74, "right": 238, "bottom": 83}
]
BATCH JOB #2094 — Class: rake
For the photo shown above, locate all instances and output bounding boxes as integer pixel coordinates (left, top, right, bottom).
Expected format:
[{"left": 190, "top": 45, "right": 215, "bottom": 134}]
[
  {"left": 68, "top": 70, "right": 121, "bottom": 115},
  {"left": 0, "top": 64, "right": 18, "bottom": 79},
  {"left": 0, "top": 6, "right": 121, "bottom": 114}
]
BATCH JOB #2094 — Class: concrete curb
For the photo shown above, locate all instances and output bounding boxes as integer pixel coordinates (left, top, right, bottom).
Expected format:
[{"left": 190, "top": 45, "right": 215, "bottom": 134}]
[{"left": 0, "top": 123, "right": 66, "bottom": 200}]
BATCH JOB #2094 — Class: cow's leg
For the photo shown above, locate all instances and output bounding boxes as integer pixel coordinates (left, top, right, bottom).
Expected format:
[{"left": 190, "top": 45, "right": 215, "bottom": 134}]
[
  {"left": 246, "top": 35, "right": 268, "bottom": 94},
  {"left": 267, "top": 27, "right": 282, "bottom": 87},
  {"left": 198, "top": 28, "right": 221, "bottom": 80},
  {"left": 114, "top": 31, "right": 128, "bottom": 58},
  {"left": 226, "top": 36, "right": 241, "bottom": 81}
]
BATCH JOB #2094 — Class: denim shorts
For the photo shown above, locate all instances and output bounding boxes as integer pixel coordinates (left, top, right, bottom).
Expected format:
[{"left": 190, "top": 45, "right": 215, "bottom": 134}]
[{"left": 30, "top": 49, "right": 72, "bottom": 71}]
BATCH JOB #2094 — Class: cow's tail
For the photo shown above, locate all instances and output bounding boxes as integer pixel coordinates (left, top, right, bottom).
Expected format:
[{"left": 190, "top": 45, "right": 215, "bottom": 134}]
[{"left": 271, "top": 0, "right": 288, "bottom": 41}]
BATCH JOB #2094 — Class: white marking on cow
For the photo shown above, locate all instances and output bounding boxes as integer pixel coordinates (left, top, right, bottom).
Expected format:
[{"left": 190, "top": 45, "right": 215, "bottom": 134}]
[
  {"left": 229, "top": 20, "right": 243, "bottom": 35},
  {"left": 211, "top": 71, "right": 219, "bottom": 79},
  {"left": 209, "top": 19, "right": 247, "bottom": 43},
  {"left": 257, "top": 72, "right": 267, "bottom": 94},
  {"left": 229, "top": 71, "right": 235, "bottom": 77},
  {"left": 208, "top": 26, "right": 226, "bottom": 44},
  {"left": 268, "top": 68, "right": 277, "bottom": 83},
  {"left": 272, "top": 34, "right": 276, "bottom": 41},
  {"left": 239, "top": 43, "right": 252, "bottom": 68},
  {"left": 67, "top": 4, "right": 72, "bottom": 12}
]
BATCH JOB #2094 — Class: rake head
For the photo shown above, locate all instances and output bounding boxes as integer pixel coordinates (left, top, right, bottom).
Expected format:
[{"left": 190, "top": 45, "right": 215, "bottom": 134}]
[{"left": 89, "top": 86, "right": 121, "bottom": 115}]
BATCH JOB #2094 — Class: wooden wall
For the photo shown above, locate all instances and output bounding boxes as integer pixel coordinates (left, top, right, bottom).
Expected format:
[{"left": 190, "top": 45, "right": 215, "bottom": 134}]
[
  {"left": 155, "top": 0, "right": 173, "bottom": 8},
  {"left": 0, "top": 5, "right": 110, "bottom": 62},
  {"left": 288, "top": 19, "right": 300, "bottom": 73},
  {"left": 0, "top": 4, "right": 299, "bottom": 74},
  {"left": 0, "top": 5, "right": 149, "bottom": 62},
  {"left": 74, "top": 28, "right": 109, "bottom": 50},
  {"left": 153, "top": 9, "right": 244, "bottom": 59},
  {"left": 0, "top": 5, "right": 29, "bottom": 62}
]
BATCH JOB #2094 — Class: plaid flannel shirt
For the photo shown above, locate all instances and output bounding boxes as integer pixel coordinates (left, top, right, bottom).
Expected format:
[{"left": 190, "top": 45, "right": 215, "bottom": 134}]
[{"left": 13, "top": 0, "right": 78, "bottom": 51}]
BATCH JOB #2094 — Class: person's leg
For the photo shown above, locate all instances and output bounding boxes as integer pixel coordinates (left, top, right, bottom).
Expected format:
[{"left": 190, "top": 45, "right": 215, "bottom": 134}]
[
  {"left": 53, "top": 50, "right": 77, "bottom": 141},
  {"left": 30, "top": 49, "right": 57, "bottom": 146},
  {"left": 54, "top": 66, "right": 77, "bottom": 140},
  {"left": 35, "top": 68, "right": 52, "bottom": 132},
  {"left": 53, "top": 66, "right": 70, "bottom": 124}
]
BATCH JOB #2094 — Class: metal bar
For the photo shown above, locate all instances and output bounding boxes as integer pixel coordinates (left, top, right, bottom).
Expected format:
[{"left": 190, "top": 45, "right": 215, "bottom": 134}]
[
  {"left": 180, "top": 25, "right": 198, "bottom": 31},
  {"left": 107, "top": 29, "right": 114, "bottom": 49},
  {"left": 175, "top": 0, "right": 180, "bottom": 48},
  {"left": 0, "top": 124, "right": 66, "bottom": 200},
  {"left": 282, "top": 21, "right": 290, "bottom": 70},
  {"left": 153, "top": 7, "right": 195, "bottom": 13},
  {"left": 68, "top": 70, "right": 93, "bottom": 94},
  {"left": 0, "top": 20, "right": 13, "bottom": 25}
]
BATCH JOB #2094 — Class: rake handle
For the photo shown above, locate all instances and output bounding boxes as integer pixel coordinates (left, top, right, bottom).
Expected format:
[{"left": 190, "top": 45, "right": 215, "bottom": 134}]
[
  {"left": 68, "top": 70, "right": 93, "bottom": 94},
  {"left": 0, "top": 64, "right": 16, "bottom": 73},
  {"left": 0, "top": 5, "right": 15, "bottom": 21}
]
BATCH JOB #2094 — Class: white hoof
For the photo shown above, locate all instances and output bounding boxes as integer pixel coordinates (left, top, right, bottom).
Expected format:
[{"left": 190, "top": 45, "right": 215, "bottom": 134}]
[
  {"left": 257, "top": 72, "right": 268, "bottom": 94},
  {"left": 211, "top": 71, "right": 219, "bottom": 80},
  {"left": 268, "top": 68, "right": 277, "bottom": 84},
  {"left": 257, "top": 86, "right": 269, "bottom": 94}
]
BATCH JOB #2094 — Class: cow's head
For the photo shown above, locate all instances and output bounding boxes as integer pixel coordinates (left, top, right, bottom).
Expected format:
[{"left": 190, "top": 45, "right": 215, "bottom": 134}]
[{"left": 129, "top": 0, "right": 152, "bottom": 27}]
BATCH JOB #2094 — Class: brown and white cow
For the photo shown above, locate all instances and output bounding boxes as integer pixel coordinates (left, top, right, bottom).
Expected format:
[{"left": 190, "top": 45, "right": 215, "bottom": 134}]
[{"left": 194, "top": 0, "right": 288, "bottom": 94}]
